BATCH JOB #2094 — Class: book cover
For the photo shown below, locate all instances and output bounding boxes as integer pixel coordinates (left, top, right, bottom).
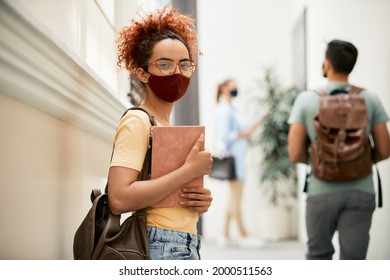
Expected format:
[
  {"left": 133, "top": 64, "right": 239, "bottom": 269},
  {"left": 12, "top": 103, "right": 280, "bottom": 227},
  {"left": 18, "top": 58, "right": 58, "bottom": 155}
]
[{"left": 150, "top": 126, "right": 205, "bottom": 208}]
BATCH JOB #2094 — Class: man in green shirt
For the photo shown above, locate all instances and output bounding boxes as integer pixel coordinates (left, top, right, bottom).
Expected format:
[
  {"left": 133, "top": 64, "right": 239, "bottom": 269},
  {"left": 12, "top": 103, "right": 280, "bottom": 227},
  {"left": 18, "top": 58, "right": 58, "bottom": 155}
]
[{"left": 288, "top": 39, "right": 390, "bottom": 259}]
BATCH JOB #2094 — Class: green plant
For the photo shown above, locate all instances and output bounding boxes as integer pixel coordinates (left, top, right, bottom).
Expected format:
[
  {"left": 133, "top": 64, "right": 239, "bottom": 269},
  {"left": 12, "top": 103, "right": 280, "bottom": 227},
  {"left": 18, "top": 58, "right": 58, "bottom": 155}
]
[{"left": 256, "top": 67, "right": 299, "bottom": 206}]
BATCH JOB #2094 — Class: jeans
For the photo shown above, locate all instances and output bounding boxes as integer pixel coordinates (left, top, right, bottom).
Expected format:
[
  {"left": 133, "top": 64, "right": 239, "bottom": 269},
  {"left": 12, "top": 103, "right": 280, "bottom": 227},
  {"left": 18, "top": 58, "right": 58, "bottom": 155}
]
[{"left": 147, "top": 227, "right": 201, "bottom": 260}]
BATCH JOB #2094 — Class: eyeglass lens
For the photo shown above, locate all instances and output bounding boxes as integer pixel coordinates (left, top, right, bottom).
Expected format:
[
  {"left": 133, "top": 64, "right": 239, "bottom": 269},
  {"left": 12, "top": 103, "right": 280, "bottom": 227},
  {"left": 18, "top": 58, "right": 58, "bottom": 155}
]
[{"left": 154, "top": 60, "right": 196, "bottom": 77}]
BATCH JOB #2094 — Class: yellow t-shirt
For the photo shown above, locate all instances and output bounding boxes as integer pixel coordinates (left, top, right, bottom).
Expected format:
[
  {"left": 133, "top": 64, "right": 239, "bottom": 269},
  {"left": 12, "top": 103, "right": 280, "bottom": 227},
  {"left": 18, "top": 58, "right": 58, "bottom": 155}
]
[{"left": 110, "top": 109, "right": 199, "bottom": 234}]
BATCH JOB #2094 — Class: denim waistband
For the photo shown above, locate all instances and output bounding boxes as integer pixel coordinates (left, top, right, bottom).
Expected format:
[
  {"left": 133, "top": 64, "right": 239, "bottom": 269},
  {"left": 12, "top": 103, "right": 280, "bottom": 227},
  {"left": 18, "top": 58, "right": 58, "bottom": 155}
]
[{"left": 147, "top": 227, "right": 201, "bottom": 248}]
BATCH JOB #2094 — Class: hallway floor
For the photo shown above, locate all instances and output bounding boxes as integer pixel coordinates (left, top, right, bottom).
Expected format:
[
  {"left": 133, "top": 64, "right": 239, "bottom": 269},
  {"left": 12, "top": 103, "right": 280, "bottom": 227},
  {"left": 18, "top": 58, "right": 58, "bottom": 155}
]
[{"left": 201, "top": 239, "right": 306, "bottom": 260}]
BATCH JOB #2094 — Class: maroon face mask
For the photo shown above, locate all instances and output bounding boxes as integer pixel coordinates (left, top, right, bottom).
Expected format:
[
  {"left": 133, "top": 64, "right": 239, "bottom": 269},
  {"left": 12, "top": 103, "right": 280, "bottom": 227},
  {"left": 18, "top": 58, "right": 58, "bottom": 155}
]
[{"left": 147, "top": 73, "right": 190, "bottom": 103}]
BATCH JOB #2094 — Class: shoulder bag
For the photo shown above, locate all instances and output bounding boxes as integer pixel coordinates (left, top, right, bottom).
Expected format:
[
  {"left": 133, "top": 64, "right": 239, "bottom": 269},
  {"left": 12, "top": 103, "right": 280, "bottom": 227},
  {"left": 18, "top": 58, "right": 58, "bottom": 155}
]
[{"left": 209, "top": 156, "right": 236, "bottom": 180}]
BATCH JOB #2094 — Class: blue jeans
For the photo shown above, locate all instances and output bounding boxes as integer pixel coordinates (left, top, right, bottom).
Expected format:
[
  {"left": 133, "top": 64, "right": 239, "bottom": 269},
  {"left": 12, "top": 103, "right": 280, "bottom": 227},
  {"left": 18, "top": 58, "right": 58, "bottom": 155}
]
[{"left": 146, "top": 227, "right": 201, "bottom": 260}]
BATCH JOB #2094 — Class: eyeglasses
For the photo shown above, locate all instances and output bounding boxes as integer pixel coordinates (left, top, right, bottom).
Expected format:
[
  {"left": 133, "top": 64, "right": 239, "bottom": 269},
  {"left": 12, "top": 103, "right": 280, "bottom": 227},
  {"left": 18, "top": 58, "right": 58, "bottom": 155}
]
[{"left": 145, "top": 59, "right": 197, "bottom": 78}]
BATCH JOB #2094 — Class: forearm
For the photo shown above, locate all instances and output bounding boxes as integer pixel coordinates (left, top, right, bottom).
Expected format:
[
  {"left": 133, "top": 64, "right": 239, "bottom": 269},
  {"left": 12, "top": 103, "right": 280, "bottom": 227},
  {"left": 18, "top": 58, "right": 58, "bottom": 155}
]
[
  {"left": 373, "top": 148, "right": 390, "bottom": 163},
  {"left": 287, "top": 124, "right": 309, "bottom": 164},
  {"left": 109, "top": 165, "right": 194, "bottom": 214},
  {"left": 289, "top": 151, "right": 308, "bottom": 164},
  {"left": 372, "top": 123, "right": 390, "bottom": 163},
  {"left": 109, "top": 135, "right": 212, "bottom": 214}
]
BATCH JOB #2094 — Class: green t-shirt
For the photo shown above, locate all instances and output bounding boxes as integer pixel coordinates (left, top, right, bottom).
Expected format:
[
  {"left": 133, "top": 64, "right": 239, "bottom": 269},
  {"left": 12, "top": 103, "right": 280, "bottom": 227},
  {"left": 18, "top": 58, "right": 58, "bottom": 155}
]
[{"left": 288, "top": 82, "right": 389, "bottom": 196}]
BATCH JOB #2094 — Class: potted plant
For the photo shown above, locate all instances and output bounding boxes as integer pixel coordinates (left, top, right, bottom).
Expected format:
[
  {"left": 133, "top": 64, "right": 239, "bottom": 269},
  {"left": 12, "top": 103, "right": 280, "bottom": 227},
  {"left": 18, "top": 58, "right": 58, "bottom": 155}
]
[{"left": 254, "top": 67, "right": 300, "bottom": 240}]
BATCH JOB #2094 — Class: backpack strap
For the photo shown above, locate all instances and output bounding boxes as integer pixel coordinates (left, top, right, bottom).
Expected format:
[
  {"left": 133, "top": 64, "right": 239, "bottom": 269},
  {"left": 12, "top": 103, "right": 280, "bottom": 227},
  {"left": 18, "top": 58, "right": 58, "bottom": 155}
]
[
  {"left": 303, "top": 166, "right": 310, "bottom": 193},
  {"left": 375, "top": 165, "right": 383, "bottom": 207},
  {"left": 108, "top": 107, "right": 156, "bottom": 165},
  {"left": 91, "top": 189, "right": 102, "bottom": 203},
  {"left": 315, "top": 86, "right": 363, "bottom": 96},
  {"left": 303, "top": 135, "right": 311, "bottom": 193},
  {"left": 348, "top": 86, "right": 363, "bottom": 95},
  {"left": 314, "top": 88, "right": 329, "bottom": 96},
  {"left": 120, "top": 107, "right": 157, "bottom": 126},
  {"left": 104, "top": 107, "right": 156, "bottom": 194}
]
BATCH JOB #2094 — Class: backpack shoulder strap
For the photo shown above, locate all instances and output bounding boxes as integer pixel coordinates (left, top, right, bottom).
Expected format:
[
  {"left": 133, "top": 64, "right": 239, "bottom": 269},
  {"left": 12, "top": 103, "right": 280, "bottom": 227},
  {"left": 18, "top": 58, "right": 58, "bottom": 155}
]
[
  {"left": 121, "top": 107, "right": 157, "bottom": 126},
  {"left": 314, "top": 88, "right": 329, "bottom": 96},
  {"left": 316, "top": 86, "right": 363, "bottom": 96},
  {"left": 104, "top": 107, "right": 156, "bottom": 194},
  {"left": 91, "top": 189, "right": 102, "bottom": 203},
  {"left": 348, "top": 86, "right": 363, "bottom": 95},
  {"left": 375, "top": 165, "right": 383, "bottom": 208}
]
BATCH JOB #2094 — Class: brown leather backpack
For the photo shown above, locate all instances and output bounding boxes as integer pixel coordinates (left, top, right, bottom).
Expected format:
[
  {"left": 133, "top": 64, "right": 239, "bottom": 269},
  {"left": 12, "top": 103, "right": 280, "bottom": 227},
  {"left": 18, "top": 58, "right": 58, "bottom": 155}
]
[{"left": 310, "top": 86, "right": 373, "bottom": 181}]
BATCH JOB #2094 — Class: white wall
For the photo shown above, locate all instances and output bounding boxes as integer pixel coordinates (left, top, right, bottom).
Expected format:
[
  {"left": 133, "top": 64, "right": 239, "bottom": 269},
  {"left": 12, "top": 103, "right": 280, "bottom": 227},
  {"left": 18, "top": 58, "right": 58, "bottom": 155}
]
[
  {"left": 18, "top": 0, "right": 120, "bottom": 96},
  {"left": 0, "top": 94, "right": 110, "bottom": 259},
  {"left": 198, "top": 0, "right": 390, "bottom": 259}
]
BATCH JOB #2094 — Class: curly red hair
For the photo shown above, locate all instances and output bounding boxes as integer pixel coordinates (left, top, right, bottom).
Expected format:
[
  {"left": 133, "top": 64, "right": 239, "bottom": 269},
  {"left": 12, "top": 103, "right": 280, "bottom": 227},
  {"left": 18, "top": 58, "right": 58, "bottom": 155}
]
[{"left": 117, "top": 6, "right": 201, "bottom": 77}]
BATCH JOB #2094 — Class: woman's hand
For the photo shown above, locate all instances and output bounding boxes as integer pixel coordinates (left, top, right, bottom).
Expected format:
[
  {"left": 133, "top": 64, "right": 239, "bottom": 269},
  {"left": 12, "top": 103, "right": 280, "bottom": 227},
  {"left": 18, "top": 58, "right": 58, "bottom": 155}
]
[
  {"left": 183, "top": 134, "right": 213, "bottom": 179},
  {"left": 179, "top": 187, "right": 213, "bottom": 216}
]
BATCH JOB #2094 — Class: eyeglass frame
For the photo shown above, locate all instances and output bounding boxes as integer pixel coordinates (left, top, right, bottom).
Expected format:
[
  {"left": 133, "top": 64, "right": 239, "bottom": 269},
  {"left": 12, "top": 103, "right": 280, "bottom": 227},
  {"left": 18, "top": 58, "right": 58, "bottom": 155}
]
[{"left": 143, "top": 58, "right": 197, "bottom": 78}]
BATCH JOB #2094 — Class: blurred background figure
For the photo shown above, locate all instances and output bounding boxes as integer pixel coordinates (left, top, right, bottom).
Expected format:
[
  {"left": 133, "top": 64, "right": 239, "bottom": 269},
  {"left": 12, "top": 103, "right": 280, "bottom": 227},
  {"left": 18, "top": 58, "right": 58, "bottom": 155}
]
[
  {"left": 288, "top": 39, "right": 390, "bottom": 260},
  {"left": 215, "top": 79, "right": 263, "bottom": 248}
]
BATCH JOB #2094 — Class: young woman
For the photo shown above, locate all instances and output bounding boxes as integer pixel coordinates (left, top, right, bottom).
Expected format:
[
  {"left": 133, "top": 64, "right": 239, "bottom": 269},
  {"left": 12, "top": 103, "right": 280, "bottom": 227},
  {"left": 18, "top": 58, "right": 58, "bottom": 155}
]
[
  {"left": 108, "top": 7, "right": 213, "bottom": 260},
  {"left": 215, "top": 79, "right": 263, "bottom": 248}
]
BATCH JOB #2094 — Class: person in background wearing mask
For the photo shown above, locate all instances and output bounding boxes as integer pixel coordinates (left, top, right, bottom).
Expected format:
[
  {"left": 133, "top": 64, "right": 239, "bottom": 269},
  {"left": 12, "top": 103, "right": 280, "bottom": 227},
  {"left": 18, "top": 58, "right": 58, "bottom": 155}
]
[
  {"left": 215, "top": 79, "right": 263, "bottom": 248},
  {"left": 108, "top": 6, "right": 213, "bottom": 260}
]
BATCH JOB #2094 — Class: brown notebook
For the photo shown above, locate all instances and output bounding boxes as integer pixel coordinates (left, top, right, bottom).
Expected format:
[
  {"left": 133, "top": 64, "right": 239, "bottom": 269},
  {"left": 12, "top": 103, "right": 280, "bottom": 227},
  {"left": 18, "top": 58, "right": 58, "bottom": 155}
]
[{"left": 150, "top": 126, "right": 205, "bottom": 208}]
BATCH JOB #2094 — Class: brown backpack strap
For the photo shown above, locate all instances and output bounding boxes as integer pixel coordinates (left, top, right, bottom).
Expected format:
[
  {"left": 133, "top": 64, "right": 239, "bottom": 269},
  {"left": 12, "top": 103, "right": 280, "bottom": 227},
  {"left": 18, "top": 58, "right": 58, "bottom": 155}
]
[
  {"left": 91, "top": 189, "right": 102, "bottom": 202},
  {"left": 315, "top": 86, "right": 363, "bottom": 96},
  {"left": 348, "top": 86, "right": 363, "bottom": 95},
  {"left": 104, "top": 107, "right": 156, "bottom": 194},
  {"left": 121, "top": 107, "right": 157, "bottom": 126},
  {"left": 110, "top": 107, "right": 156, "bottom": 163},
  {"left": 314, "top": 88, "right": 329, "bottom": 96}
]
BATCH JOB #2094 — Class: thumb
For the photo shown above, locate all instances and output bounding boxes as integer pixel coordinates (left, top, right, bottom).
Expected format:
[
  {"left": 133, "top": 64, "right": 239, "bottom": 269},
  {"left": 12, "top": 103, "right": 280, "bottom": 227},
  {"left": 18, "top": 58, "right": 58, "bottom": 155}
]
[{"left": 193, "top": 133, "right": 205, "bottom": 151}]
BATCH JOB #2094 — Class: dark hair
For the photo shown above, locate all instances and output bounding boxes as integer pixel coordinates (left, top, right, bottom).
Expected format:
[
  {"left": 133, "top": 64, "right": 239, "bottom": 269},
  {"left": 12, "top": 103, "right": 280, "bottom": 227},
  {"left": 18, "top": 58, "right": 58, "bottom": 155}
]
[
  {"left": 116, "top": 6, "right": 200, "bottom": 78},
  {"left": 325, "top": 40, "right": 358, "bottom": 74}
]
